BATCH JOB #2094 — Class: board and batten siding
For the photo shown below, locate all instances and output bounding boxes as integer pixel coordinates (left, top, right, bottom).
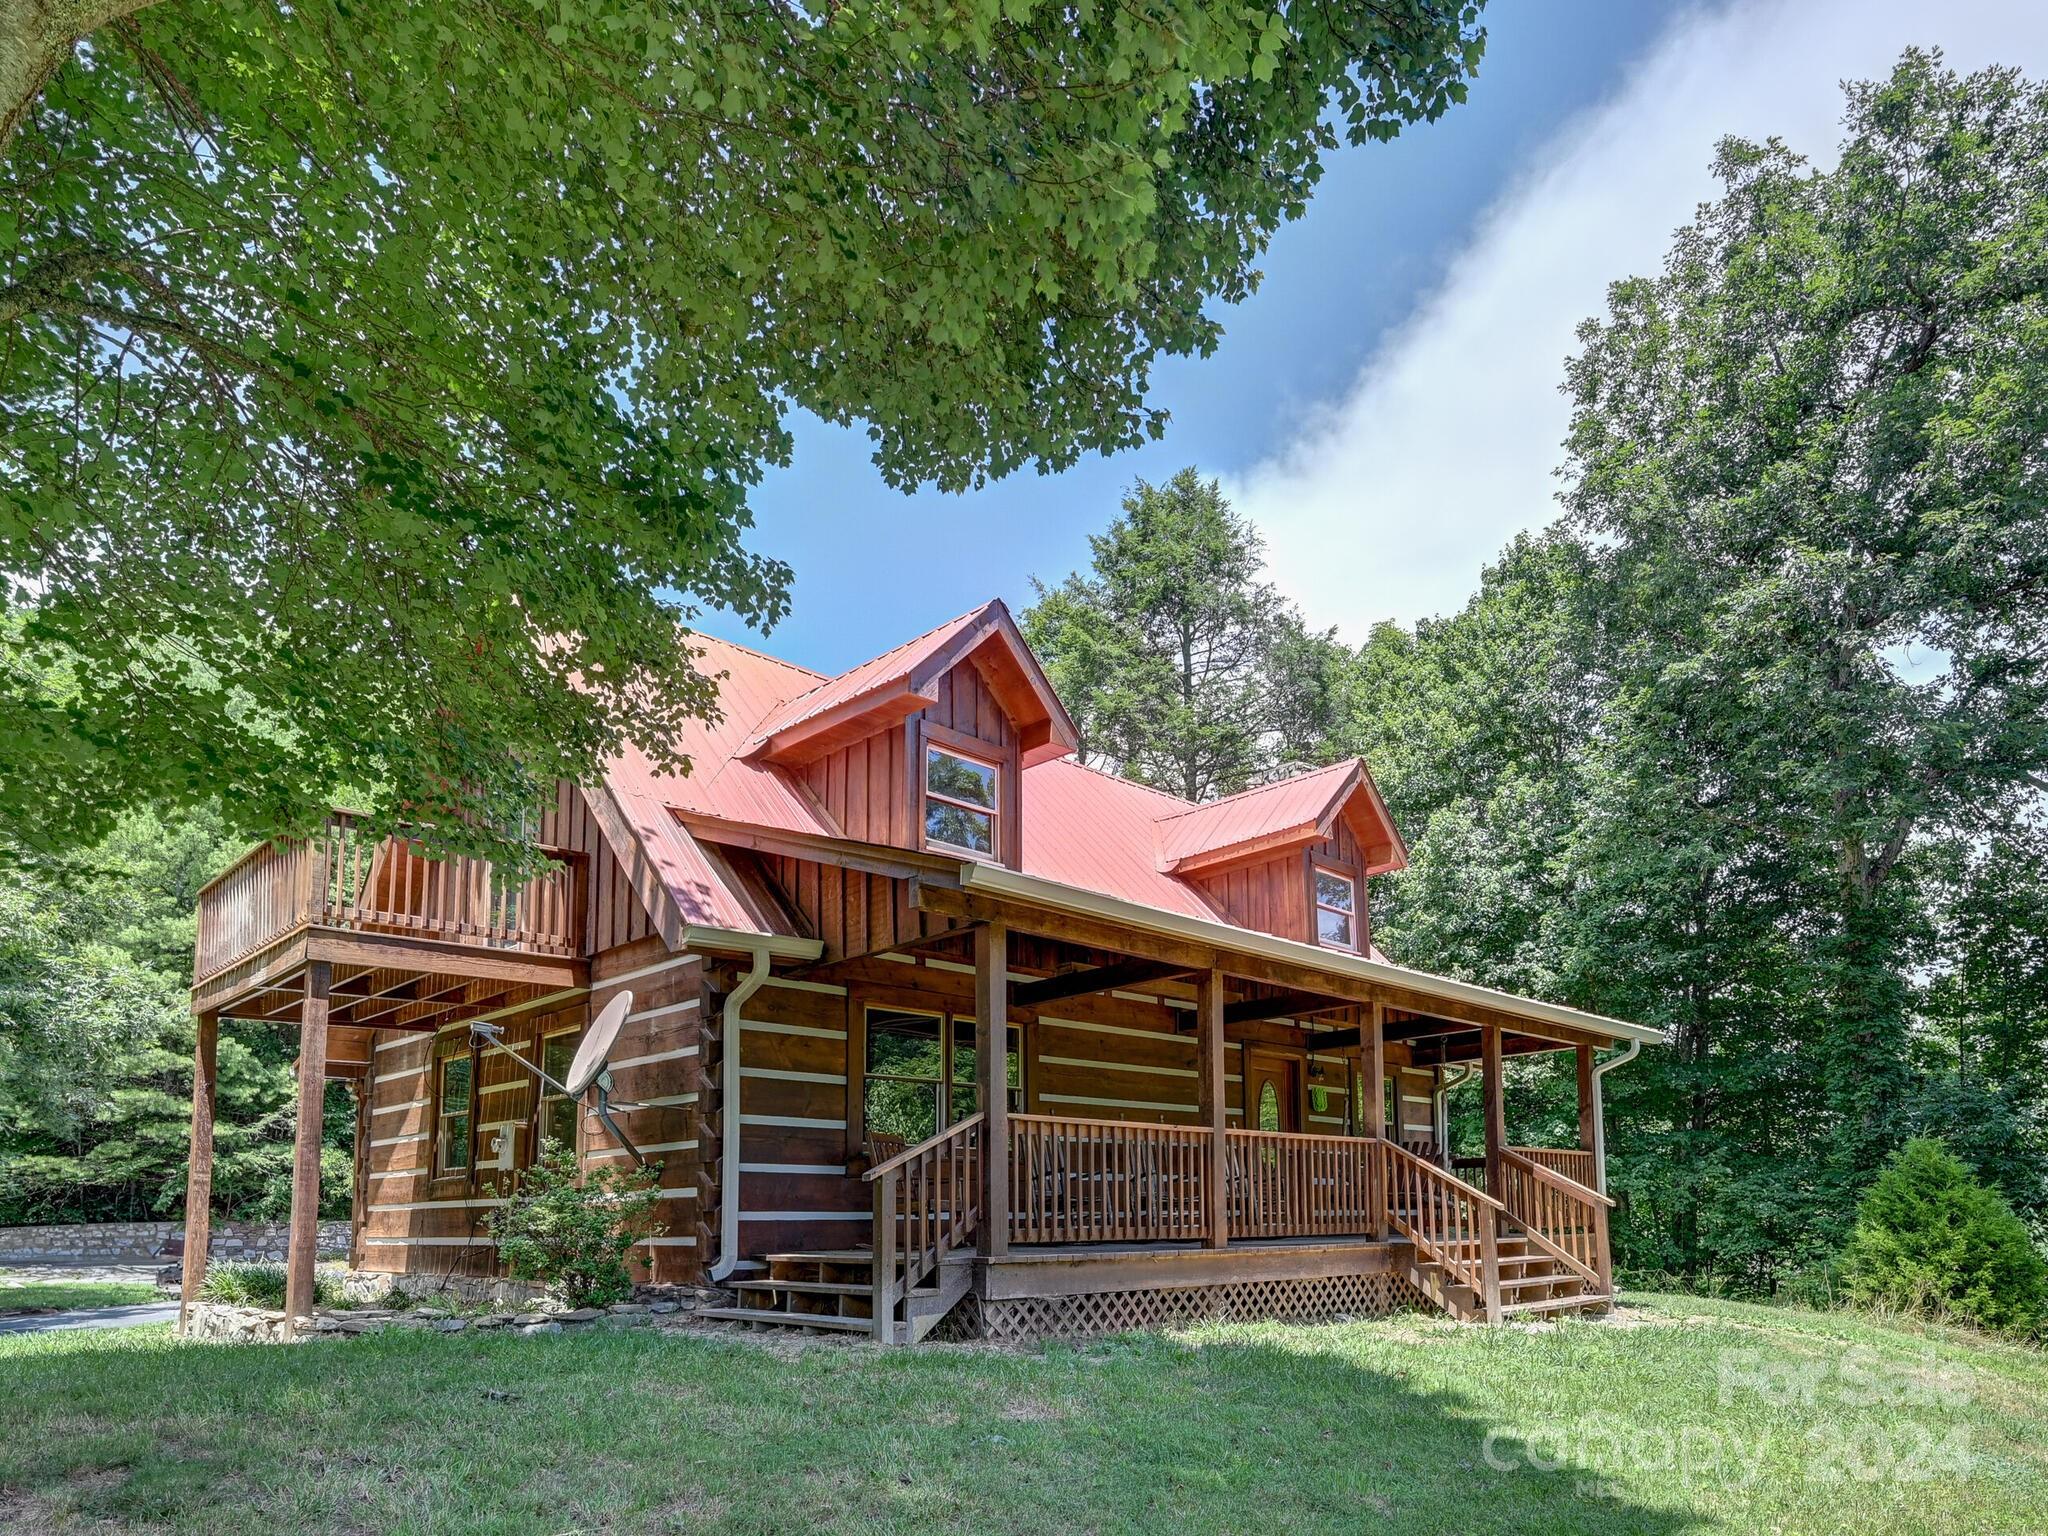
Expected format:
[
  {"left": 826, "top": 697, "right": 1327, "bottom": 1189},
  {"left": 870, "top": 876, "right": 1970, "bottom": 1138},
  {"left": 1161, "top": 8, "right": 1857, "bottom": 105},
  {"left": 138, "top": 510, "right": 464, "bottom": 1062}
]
[
  {"left": 1190, "top": 815, "right": 1373, "bottom": 955},
  {"left": 766, "top": 654, "right": 1024, "bottom": 963}
]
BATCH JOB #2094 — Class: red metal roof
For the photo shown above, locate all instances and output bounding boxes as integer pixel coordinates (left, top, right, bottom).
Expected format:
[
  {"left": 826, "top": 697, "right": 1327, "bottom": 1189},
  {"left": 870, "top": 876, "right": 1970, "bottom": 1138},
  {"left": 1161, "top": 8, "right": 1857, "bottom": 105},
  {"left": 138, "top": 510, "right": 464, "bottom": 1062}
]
[
  {"left": 1153, "top": 758, "right": 1402, "bottom": 873},
  {"left": 597, "top": 609, "right": 1402, "bottom": 942},
  {"left": 1019, "top": 759, "right": 1232, "bottom": 922},
  {"left": 741, "top": 605, "right": 989, "bottom": 752}
]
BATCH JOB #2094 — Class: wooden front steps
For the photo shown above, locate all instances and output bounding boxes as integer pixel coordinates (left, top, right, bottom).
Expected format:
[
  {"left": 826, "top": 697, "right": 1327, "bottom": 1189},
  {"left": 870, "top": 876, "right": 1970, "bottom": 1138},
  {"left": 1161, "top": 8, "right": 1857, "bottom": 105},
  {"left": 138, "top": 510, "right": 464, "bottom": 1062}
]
[
  {"left": 698, "top": 1249, "right": 971, "bottom": 1343},
  {"left": 1407, "top": 1226, "right": 1612, "bottom": 1321}
]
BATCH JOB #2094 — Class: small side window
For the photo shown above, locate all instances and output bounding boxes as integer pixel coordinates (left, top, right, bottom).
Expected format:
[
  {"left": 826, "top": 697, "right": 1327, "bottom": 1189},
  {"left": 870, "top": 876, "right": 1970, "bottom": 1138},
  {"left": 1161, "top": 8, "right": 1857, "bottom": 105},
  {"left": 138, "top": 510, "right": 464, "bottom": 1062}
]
[
  {"left": 538, "top": 1032, "right": 580, "bottom": 1151},
  {"left": 436, "top": 1053, "right": 472, "bottom": 1175},
  {"left": 1313, "top": 867, "right": 1358, "bottom": 951}
]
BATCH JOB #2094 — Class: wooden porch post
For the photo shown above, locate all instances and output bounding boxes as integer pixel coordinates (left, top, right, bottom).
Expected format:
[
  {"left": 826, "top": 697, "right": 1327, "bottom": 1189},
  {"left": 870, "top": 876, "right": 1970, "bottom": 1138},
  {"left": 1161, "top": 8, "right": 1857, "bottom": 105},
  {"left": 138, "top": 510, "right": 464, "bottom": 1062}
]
[
  {"left": 1361, "top": 1000, "right": 1386, "bottom": 1235},
  {"left": 1481, "top": 1023, "right": 1505, "bottom": 1202},
  {"left": 1197, "top": 969, "right": 1228, "bottom": 1249},
  {"left": 1575, "top": 1044, "right": 1597, "bottom": 1158},
  {"left": 285, "top": 961, "right": 332, "bottom": 1324},
  {"left": 177, "top": 1011, "right": 220, "bottom": 1331},
  {"left": 974, "top": 921, "right": 1010, "bottom": 1259}
]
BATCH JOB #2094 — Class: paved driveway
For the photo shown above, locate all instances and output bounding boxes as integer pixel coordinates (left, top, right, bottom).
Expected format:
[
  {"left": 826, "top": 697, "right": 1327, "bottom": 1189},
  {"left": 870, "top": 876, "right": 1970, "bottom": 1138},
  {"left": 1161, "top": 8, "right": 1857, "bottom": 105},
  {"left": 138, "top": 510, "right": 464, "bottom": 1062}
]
[
  {"left": 0, "top": 1263, "right": 178, "bottom": 1335},
  {"left": 0, "top": 1302, "right": 180, "bottom": 1336}
]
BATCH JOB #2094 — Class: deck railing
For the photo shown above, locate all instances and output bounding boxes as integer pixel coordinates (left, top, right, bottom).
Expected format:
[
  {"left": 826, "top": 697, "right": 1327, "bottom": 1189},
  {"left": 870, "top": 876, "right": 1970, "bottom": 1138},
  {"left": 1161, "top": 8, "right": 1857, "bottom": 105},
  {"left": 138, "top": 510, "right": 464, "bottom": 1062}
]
[
  {"left": 1496, "top": 1146, "right": 1612, "bottom": 1292},
  {"left": 866, "top": 1112, "right": 984, "bottom": 1336},
  {"left": 1008, "top": 1114, "right": 1213, "bottom": 1245},
  {"left": 1508, "top": 1144, "right": 1598, "bottom": 1189},
  {"left": 193, "top": 812, "right": 580, "bottom": 983},
  {"left": 1225, "top": 1129, "right": 1383, "bottom": 1239},
  {"left": 1383, "top": 1138, "right": 1506, "bottom": 1321}
]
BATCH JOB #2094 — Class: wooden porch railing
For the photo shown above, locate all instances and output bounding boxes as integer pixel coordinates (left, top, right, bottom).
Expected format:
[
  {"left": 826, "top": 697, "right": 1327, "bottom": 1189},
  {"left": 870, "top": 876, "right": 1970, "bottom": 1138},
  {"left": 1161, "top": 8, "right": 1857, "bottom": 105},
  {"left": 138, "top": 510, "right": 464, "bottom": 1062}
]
[
  {"left": 1496, "top": 1146, "right": 1613, "bottom": 1293},
  {"left": 1225, "top": 1129, "right": 1382, "bottom": 1239},
  {"left": 194, "top": 812, "right": 580, "bottom": 982},
  {"left": 1008, "top": 1114, "right": 1212, "bottom": 1245},
  {"left": 1382, "top": 1138, "right": 1506, "bottom": 1322},
  {"left": 866, "top": 1112, "right": 984, "bottom": 1332},
  {"left": 1508, "top": 1144, "right": 1598, "bottom": 1188}
]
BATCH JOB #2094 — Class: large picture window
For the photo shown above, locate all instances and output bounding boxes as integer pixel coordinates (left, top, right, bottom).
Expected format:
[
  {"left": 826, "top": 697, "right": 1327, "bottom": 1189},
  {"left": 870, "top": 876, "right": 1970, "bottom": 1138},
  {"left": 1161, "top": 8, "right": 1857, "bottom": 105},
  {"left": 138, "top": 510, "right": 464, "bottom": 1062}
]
[
  {"left": 435, "top": 1051, "right": 472, "bottom": 1175},
  {"left": 1312, "top": 865, "right": 1359, "bottom": 951},
  {"left": 863, "top": 1006, "right": 1022, "bottom": 1147},
  {"left": 924, "top": 744, "right": 1000, "bottom": 857},
  {"left": 864, "top": 1008, "right": 947, "bottom": 1145}
]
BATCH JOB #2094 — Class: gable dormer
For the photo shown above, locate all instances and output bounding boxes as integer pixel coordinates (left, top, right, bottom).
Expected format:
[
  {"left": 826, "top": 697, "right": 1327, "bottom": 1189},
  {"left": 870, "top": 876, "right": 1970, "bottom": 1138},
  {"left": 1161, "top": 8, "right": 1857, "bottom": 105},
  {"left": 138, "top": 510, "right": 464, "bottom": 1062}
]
[
  {"left": 1152, "top": 759, "right": 1407, "bottom": 953},
  {"left": 738, "top": 600, "right": 1077, "bottom": 869}
]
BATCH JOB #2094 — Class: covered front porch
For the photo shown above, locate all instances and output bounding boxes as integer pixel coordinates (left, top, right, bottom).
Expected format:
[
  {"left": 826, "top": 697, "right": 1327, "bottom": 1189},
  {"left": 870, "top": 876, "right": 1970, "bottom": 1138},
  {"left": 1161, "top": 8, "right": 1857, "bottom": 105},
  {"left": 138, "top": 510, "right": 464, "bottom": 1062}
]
[{"left": 730, "top": 865, "right": 1646, "bottom": 1341}]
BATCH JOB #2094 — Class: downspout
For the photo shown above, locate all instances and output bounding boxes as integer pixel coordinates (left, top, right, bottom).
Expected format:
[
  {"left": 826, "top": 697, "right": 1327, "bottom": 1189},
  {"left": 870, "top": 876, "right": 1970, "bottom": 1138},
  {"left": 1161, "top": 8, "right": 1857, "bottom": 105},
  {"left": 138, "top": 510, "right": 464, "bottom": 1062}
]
[
  {"left": 709, "top": 945, "right": 774, "bottom": 1282},
  {"left": 1590, "top": 1039, "right": 1641, "bottom": 1196}
]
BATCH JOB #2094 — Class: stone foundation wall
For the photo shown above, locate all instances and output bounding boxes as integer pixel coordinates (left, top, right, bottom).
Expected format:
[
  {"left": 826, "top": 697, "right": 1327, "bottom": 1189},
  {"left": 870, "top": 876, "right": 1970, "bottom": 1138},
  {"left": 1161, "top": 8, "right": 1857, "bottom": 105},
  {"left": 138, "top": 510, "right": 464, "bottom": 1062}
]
[{"left": 0, "top": 1219, "right": 352, "bottom": 1265}]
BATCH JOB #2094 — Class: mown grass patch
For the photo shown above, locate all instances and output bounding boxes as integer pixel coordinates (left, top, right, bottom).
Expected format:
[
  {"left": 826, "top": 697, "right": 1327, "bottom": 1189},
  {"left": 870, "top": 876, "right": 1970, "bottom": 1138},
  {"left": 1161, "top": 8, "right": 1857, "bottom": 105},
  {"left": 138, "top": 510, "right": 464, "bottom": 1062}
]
[{"left": 0, "top": 1292, "right": 2041, "bottom": 1534}]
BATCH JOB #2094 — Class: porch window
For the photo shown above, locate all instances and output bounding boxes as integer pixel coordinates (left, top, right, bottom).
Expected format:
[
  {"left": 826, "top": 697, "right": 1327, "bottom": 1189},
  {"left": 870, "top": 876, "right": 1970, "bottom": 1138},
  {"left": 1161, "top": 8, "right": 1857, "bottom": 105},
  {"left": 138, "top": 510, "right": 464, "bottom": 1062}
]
[
  {"left": 864, "top": 1008, "right": 947, "bottom": 1145},
  {"left": 1312, "top": 866, "right": 1358, "bottom": 951},
  {"left": 863, "top": 1007, "right": 1024, "bottom": 1147},
  {"left": 925, "top": 745, "right": 1000, "bottom": 857},
  {"left": 950, "top": 1025, "right": 1024, "bottom": 1122},
  {"left": 538, "top": 1030, "right": 580, "bottom": 1150},
  {"left": 435, "top": 1052, "right": 472, "bottom": 1175}
]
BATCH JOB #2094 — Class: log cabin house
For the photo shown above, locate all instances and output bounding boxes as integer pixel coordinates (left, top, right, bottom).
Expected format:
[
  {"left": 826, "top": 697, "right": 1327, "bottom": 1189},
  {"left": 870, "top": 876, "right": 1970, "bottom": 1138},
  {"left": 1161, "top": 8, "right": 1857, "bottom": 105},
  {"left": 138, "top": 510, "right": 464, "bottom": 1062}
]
[{"left": 180, "top": 599, "right": 1660, "bottom": 1342}]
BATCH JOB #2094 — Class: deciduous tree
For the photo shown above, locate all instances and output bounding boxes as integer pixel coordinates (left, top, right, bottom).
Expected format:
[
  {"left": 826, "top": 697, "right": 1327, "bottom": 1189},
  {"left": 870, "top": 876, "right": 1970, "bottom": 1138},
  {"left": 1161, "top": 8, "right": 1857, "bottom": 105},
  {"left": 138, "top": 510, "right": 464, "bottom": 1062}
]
[{"left": 3, "top": 0, "right": 1487, "bottom": 860}]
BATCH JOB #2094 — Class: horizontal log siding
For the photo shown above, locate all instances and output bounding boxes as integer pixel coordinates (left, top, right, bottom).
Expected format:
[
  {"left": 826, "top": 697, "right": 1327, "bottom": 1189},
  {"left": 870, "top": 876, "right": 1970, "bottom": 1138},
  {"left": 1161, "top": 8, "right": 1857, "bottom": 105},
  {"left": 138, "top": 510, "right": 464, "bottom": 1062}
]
[
  {"left": 735, "top": 976, "right": 868, "bottom": 1254},
  {"left": 352, "top": 937, "right": 707, "bottom": 1284},
  {"left": 357, "top": 993, "right": 588, "bottom": 1275},
  {"left": 585, "top": 941, "right": 705, "bottom": 1283}
]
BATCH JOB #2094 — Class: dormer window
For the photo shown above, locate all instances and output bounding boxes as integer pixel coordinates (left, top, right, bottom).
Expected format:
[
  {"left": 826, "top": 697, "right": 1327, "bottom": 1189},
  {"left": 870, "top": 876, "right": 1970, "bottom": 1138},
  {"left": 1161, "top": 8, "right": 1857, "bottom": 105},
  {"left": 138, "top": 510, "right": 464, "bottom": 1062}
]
[
  {"left": 1313, "top": 865, "right": 1359, "bottom": 951},
  {"left": 925, "top": 744, "right": 1000, "bottom": 857}
]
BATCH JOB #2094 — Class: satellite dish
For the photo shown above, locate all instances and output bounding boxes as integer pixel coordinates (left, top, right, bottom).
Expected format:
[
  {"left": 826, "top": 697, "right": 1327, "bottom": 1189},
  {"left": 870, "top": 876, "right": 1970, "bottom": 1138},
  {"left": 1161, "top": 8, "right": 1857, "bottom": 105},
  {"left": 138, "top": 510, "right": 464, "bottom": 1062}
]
[{"left": 565, "top": 990, "right": 633, "bottom": 1095}]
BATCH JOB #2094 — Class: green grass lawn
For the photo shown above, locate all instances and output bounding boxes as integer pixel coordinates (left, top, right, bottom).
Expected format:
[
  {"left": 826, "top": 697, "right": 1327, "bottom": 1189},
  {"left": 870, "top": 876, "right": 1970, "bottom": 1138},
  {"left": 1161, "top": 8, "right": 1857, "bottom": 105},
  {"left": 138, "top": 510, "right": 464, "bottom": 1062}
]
[
  {"left": 1, "top": 1292, "right": 2042, "bottom": 1534},
  {"left": 0, "top": 1274, "right": 163, "bottom": 1314}
]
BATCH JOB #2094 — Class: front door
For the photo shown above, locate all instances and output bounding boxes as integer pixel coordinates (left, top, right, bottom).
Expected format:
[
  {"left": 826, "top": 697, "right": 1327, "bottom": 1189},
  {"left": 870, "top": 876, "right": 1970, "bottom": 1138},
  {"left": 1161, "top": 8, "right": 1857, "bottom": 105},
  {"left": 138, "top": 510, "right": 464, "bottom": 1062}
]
[{"left": 1244, "top": 1050, "right": 1300, "bottom": 1134}]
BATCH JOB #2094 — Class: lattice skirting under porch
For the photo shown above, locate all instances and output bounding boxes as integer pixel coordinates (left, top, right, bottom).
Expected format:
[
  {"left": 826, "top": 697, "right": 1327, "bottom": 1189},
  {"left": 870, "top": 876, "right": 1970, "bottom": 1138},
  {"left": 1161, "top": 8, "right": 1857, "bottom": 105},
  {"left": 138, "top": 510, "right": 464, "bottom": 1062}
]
[{"left": 944, "top": 1271, "right": 1429, "bottom": 1343}]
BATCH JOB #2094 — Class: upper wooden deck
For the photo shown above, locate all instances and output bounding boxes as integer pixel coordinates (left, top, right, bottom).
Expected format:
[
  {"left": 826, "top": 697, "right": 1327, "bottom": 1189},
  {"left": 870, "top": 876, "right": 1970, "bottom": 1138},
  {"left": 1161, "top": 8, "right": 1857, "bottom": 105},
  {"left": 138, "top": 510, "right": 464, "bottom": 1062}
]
[{"left": 190, "top": 813, "right": 588, "bottom": 1064}]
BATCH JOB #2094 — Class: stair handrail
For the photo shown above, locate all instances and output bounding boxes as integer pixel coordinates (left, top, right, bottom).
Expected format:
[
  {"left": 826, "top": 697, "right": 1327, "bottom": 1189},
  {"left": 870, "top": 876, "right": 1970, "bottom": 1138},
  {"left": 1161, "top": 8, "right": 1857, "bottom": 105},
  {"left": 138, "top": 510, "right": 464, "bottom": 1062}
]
[
  {"left": 864, "top": 1113, "right": 985, "bottom": 1341},
  {"left": 1495, "top": 1145, "right": 1612, "bottom": 1293},
  {"left": 1381, "top": 1136, "right": 1506, "bottom": 1322}
]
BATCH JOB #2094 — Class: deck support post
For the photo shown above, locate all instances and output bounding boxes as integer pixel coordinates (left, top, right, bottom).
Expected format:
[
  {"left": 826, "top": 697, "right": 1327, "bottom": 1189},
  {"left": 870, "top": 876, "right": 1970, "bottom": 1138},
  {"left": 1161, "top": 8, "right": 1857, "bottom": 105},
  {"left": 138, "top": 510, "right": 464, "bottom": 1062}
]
[
  {"left": 1481, "top": 1023, "right": 1505, "bottom": 1203},
  {"left": 1361, "top": 1000, "right": 1386, "bottom": 1235},
  {"left": 975, "top": 921, "right": 1010, "bottom": 1259},
  {"left": 285, "top": 960, "right": 332, "bottom": 1326},
  {"left": 1197, "top": 969, "right": 1228, "bottom": 1249},
  {"left": 177, "top": 1010, "right": 220, "bottom": 1332},
  {"left": 1575, "top": 1044, "right": 1597, "bottom": 1160}
]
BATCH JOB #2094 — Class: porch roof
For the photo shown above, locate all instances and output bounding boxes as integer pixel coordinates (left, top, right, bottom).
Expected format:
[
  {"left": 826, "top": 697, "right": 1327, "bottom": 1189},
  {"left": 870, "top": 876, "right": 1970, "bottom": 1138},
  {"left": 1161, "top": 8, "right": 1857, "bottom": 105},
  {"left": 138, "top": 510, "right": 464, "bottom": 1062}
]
[{"left": 950, "top": 862, "right": 1665, "bottom": 1049}]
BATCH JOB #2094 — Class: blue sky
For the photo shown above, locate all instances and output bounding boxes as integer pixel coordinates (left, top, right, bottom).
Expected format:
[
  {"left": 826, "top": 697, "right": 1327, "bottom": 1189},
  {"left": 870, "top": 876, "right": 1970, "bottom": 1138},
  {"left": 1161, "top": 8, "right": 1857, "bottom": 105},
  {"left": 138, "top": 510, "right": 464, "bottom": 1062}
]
[{"left": 692, "top": 0, "right": 2048, "bottom": 673}]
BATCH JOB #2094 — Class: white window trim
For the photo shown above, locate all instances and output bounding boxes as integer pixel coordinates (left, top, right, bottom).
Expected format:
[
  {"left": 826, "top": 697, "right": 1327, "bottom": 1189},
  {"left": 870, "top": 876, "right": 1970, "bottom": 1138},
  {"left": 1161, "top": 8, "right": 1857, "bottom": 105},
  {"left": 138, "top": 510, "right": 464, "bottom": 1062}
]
[{"left": 1312, "top": 864, "right": 1360, "bottom": 953}]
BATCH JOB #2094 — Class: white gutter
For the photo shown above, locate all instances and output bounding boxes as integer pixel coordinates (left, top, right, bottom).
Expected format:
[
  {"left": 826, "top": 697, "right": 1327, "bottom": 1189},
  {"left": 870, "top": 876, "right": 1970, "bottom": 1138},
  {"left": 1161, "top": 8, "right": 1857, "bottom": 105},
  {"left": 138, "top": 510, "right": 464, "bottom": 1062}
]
[
  {"left": 1590, "top": 1038, "right": 1641, "bottom": 1195},
  {"left": 680, "top": 925, "right": 822, "bottom": 962},
  {"left": 958, "top": 863, "right": 1666, "bottom": 1047}
]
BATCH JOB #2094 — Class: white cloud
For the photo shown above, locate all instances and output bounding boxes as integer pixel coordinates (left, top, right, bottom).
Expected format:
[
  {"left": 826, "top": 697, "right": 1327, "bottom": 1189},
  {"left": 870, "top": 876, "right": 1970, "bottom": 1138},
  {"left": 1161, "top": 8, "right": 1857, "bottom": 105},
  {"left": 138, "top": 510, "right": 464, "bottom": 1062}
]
[{"left": 1233, "top": 0, "right": 2048, "bottom": 636}]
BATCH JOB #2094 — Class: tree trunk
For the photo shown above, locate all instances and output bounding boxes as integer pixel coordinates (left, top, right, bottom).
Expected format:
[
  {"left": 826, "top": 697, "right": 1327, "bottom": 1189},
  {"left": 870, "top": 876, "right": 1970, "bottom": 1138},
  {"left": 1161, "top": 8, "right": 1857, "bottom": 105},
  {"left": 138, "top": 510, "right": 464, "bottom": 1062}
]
[{"left": 1, "top": 0, "right": 160, "bottom": 155}]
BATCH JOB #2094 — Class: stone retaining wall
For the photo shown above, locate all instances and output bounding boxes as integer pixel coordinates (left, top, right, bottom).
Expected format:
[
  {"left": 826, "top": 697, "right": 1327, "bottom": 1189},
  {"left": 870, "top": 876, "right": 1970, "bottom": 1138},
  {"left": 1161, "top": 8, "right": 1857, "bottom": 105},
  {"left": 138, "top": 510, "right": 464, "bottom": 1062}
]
[
  {"left": 184, "top": 1288, "right": 724, "bottom": 1344},
  {"left": 0, "top": 1219, "right": 352, "bottom": 1265}
]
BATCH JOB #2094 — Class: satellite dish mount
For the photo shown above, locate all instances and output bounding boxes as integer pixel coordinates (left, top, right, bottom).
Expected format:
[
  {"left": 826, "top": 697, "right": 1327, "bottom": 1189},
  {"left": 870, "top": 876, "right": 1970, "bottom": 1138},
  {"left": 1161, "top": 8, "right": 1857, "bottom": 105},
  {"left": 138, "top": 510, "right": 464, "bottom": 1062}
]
[{"left": 469, "top": 990, "right": 645, "bottom": 1166}]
